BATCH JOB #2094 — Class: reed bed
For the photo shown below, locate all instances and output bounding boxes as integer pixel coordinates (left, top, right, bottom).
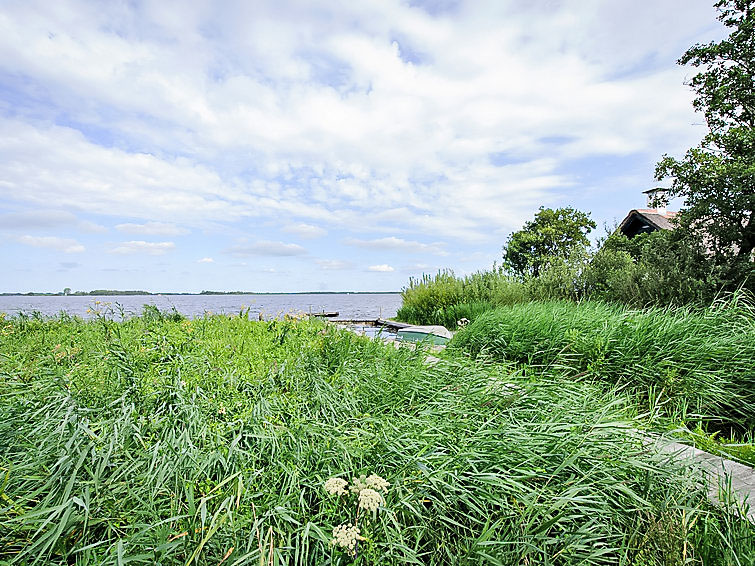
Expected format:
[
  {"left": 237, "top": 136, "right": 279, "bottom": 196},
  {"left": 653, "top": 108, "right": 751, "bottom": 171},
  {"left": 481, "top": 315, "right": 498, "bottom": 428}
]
[
  {"left": 451, "top": 298, "right": 755, "bottom": 430},
  {"left": 1, "top": 310, "right": 753, "bottom": 564}
]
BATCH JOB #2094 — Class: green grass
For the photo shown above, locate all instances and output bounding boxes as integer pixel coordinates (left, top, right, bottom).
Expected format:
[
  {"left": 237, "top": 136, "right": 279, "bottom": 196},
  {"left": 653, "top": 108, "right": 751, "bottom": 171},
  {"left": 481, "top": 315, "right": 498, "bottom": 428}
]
[
  {"left": 395, "top": 301, "right": 497, "bottom": 329},
  {"left": 671, "top": 425, "right": 755, "bottom": 467},
  {"left": 396, "top": 270, "right": 528, "bottom": 328},
  {"left": 450, "top": 298, "right": 755, "bottom": 431},
  {"left": 1, "top": 310, "right": 754, "bottom": 564}
]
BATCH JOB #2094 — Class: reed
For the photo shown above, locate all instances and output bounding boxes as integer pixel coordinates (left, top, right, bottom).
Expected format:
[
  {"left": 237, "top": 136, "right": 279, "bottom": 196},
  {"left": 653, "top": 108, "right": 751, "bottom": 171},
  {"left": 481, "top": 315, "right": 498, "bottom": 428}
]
[
  {"left": 451, "top": 297, "right": 755, "bottom": 429},
  {"left": 397, "top": 269, "right": 528, "bottom": 327},
  {"left": 1, "top": 311, "right": 753, "bottom": 564}
]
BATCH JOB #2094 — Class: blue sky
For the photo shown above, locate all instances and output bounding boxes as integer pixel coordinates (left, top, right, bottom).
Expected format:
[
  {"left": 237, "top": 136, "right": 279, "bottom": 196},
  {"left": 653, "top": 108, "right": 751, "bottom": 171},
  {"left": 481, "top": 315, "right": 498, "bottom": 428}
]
[{"left": 0, "top": 0, "right": 723, "bottom": 293}]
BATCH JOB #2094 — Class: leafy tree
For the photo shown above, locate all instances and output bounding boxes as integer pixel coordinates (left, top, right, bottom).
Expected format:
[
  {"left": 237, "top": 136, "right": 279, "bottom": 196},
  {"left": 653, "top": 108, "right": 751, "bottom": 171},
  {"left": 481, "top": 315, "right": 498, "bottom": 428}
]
[
  {"left": 503, "top": 206, "right": 596, "bottom": 277},
  {"left": 596, "top": 229, "right": 722, "bottom": 305},
  {"left": 655, "top": 0, "right": 754, "bottom": 290}
]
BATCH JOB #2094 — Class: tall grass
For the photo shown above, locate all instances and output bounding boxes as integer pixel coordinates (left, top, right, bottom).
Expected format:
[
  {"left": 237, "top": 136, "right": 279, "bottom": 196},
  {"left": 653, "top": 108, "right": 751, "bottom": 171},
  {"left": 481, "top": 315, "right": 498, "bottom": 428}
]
[
  {"left": 397, "top": 269, "right": 527, "bottom": 327},
  {"left": 395, "top": 238, "right": 742, "bottom": 329},
  {"left": 451, "top": 297, "right": 755, "bottom": 430},
  {"left": 1, "top": 311, "right": 753, "bottom": 564}
]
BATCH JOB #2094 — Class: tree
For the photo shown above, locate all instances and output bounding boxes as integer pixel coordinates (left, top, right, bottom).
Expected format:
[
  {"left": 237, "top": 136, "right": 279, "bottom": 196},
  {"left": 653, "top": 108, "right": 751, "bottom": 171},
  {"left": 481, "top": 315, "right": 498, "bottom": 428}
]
[
  {"left": 63, "top": 287, "right": 71, "bottom": 296},
  {"left": 503, "top": 206, "right": 596, "bottom": 278},
  {"left": 655, "top": 0, "right": 754, "bottom": 290}
]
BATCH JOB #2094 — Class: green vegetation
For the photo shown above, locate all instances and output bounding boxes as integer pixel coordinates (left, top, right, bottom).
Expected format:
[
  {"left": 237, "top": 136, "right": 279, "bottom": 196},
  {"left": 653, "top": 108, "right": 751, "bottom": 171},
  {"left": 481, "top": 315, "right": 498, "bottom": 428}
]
[
  {"left": 450, "top": 298, "right": 755, "bottom": 431},
  {"left": 673, "top": 425, "right": 755, "bottom": 467},
  {"left": 503, "top": 206, "right": 596, "bottom": 278},
  {"left": 396, "top": 225, "right": 752, "bottom": 328},
  {"left": 396, "top": 269, "right": 526, "bottom": 328},
  {"left": 655, "top": 0, "right": 755, "bottom": 290},
  {"left": 2, "top": 310, "right": 754, "bottom": 564}
]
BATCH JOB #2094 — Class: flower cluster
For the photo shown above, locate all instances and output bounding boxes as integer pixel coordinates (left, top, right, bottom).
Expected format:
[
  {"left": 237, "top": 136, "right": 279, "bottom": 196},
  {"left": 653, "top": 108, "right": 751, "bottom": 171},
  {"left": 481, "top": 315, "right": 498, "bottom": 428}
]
[
  {"left": 323, "top": 473, "right": 391, "bottom": 557},
  {"left": 330, "top": 524, "right": 364, "bottom": 556},
  {"left": 358, "top": 488, "right": 382, "bottom": 512},
  {"left": 348, "top": 474, "right": 391, "bottom": 495},
  {"left": 324, "top": 477, "right": 349, "bottom": 496},
  {"left": 365, "top": 474, "right": 390, "bottom": 493}
]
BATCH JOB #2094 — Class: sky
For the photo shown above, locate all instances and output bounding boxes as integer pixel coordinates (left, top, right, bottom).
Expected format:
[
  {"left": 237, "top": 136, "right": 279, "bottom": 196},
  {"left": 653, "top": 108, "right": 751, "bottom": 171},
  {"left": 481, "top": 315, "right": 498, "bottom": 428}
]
[{"left": 0, "top": 0, "right": 724, "bottom": 293}]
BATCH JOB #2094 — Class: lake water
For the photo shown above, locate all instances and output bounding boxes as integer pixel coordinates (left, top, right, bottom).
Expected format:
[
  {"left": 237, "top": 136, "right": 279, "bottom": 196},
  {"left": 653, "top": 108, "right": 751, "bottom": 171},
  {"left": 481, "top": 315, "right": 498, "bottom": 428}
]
[{"left": 0, "top": 293, "right": 403, "bottom": 321}]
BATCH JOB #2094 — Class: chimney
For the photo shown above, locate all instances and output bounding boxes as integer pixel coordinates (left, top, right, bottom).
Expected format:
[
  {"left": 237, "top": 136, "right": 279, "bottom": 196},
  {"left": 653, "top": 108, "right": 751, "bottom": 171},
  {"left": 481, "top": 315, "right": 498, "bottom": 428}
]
[{"left": 643, "top": 188, "right": 669, "bottom": 214}]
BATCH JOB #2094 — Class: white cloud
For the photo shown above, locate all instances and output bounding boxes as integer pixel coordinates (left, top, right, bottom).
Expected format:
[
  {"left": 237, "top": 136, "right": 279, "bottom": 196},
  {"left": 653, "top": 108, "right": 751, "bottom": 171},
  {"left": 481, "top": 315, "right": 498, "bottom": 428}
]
[
  {"left": 78, "top": 220, "right": 108, "bottom": 233},
  {"left": 283, "top": 223, "right": 327, "bottom": 239},
  {"left": 108, "top": 241, "right": 175, "bottom": 255},
  {"left": 368, "top": 264, "right": 395, "bottom": 272},
  {"left": 1, "top": 210, "right": 106, "bottom": 233},
  {"left": 346, "top": 236, "right": 448, "bottom": 255},
  {"left": 228, "top": 241, "right": 307, "bottom": 257},
  {"left": 0, "top": 0, "right": 716, "bottom": 246},
  {"left": 2, "top": 210, "right": 77, "bottom": 230},
  {"left": 0, "top": 0, "right": 725, "bottom": 292},
  {"left": 316, "top": 259, "right": 353, "bottom": 270},
  {"left": 197, "top": 257, "right": 214, "bottom": 263},
  {"left": 116, "top": 222, "right": 190, "bottom": 236},
  {"left": 17, "top": 235, "right": 85, "bottom": 253}
]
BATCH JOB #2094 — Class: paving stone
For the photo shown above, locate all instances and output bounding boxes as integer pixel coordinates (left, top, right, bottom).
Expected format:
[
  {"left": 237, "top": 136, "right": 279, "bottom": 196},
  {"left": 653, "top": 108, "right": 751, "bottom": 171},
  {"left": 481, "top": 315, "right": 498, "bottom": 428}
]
[{"left": 650, "top": 435, "right": 755, "bottom": 523}]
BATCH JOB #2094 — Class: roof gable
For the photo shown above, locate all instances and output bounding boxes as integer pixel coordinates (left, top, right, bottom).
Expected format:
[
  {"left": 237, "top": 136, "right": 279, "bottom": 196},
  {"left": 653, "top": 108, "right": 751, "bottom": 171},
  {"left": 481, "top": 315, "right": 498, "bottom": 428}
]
[{"left": 618, "top": 209, "right": 677, "bottom": 238}]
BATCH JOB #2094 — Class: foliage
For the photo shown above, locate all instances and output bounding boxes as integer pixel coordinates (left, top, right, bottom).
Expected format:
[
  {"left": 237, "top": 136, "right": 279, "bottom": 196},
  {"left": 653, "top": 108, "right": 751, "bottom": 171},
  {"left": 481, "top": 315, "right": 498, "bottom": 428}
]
[
  {"left": 397, "top": 270, "right": 463, "bottom": 325},
  {"left": 396, "top": 230, "right": 726, "bottom": 328},
  {"left": 503, "top": 207, "right": 596, "bottom": 278},
  {"left": 1, "top": 310, "right": 754, "bottom": 564},
  {"left": 674, "top": 424, "right": 755, "bottom": 467},
  {"left": 451, "top": 296, "right": 755, "bottom": 430},
  {"left": 655, "top": 0, "right": 754, "bottom": 291},
  {"left": 396, "top": 300, "right": 498, "bottom": 328},
  {"left": 593, "top": 230, "right": 722, "bottom": 305},
  {"left": 580, "top": 246, "right": 637, "bottom": 302},
  {"left": 397, "top": 268, "right": 528, "bottom": 327}
]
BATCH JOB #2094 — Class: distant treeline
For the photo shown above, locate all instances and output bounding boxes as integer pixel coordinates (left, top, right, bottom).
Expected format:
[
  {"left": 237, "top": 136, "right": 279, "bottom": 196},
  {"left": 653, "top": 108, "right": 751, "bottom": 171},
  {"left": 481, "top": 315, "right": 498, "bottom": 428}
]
[
  {"left": 0, "top": 290, "right": 151, "bottom": 297},
  {"left": 1, "top": 290, "right": 400, "bottom": 296}
]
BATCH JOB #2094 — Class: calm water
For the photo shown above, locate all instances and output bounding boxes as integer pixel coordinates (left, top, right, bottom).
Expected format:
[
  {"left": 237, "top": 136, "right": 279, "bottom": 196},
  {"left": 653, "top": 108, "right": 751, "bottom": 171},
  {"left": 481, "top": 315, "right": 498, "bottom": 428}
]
[{"left": 0, "top": 293, "right": 403, "bottom": 321}]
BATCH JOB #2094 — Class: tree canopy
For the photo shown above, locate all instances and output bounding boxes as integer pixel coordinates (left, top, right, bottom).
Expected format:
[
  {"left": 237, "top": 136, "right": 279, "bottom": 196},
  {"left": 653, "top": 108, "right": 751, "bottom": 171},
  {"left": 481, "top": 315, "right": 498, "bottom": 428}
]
[
  {"left": 503, "top": 206, "right": 596, "bottom": 278},
  {"left": 655, "top": 0, "right": 754, "bottom": 289}
]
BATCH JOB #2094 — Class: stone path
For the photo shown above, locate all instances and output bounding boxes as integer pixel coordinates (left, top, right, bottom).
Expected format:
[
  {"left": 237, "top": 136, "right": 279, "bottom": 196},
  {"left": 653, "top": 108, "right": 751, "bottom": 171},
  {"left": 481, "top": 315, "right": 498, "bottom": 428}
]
[{"left": 650, "top": 435, "right": 755, "bottom": 523}]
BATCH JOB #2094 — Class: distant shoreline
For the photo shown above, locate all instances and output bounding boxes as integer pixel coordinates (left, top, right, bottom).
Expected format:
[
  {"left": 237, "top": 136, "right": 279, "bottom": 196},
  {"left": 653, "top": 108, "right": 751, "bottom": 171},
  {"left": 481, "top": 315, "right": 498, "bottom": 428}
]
[{"left": 0, "top": 291, "right": 401, "bottom": 297}]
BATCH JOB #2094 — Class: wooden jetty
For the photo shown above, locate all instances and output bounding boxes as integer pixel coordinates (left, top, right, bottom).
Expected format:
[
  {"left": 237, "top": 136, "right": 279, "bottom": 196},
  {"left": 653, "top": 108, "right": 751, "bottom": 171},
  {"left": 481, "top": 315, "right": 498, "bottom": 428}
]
[{"left": 330, "top": 318, "right": 412, "bottom": 330}]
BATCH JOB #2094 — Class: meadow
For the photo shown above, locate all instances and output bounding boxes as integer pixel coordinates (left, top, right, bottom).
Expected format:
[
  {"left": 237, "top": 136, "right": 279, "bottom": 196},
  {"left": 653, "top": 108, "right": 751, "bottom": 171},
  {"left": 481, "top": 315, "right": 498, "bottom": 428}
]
[{"left": 1, "top": 307, "right": 754, "bottom": 564}]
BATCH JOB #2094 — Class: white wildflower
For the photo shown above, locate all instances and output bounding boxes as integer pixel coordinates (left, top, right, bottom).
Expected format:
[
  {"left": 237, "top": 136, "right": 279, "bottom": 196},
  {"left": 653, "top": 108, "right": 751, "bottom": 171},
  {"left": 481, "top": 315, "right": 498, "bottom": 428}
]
[
  {"left": 330, "top": 523, "right": 363, "bottom": 556},
  {"left": 358, "top": 488, "right": 383, "bottom": 512},
  {"left": 350, "top": 475, "right": 369, "bottom": 494},
  {"left": 365, "top": 474, "right": 390, "bottom": 493},
  {"left": 324, "top": 477, "right": 348, "bottom": 496}
]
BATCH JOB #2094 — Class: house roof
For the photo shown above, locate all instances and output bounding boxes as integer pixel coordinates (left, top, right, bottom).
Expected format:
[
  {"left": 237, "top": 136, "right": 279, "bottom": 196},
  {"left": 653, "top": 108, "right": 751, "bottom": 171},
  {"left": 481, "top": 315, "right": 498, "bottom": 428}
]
[{"left": 618, "top": 209, "right": 678, "bottom": 238}]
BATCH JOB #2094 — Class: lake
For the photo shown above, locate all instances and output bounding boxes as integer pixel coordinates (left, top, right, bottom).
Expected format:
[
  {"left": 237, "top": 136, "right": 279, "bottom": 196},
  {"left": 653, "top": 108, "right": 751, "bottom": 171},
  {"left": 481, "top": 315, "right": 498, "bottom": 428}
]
[{"left": 0, "top": 293, "right": 403, "bottom": 321}]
